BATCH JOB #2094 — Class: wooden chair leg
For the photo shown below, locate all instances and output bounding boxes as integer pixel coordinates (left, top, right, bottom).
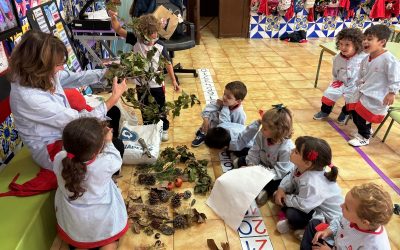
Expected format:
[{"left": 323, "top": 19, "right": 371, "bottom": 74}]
[
  {"left": 314, "top": 49, "right": 325, "bottom": 88},
  {"left": 382, "top": 119, "right": 394, "bottom": 142},
  {"left": 372, "top": 113, "right": 390, "bottom": 138}
]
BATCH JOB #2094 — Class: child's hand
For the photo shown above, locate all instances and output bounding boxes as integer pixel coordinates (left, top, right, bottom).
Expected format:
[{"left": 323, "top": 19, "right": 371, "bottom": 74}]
[
  {"left": 105, "top": 127, "right": 113, "bottom": 142},
  {"left": 311, "top": 241, "right": 332, "bottom": 250},
  {"left": 172, "top": 81, "right": 180, "bottom": 92},
  {"left": 312, "top": 229, "right": 333, "bottom": 245},
  {"left": 274, "top": 188, "right": 285, "bottom": 206},
  {"left": 108, "top": 10, "right": 120, "bottom": 31},
  {"left": 383, "top": 92, "right": 396, "bottom": 106}
]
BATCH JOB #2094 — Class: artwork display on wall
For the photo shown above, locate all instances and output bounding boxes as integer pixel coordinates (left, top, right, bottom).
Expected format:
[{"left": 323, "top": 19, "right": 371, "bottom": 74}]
[{"left": 250, "top": 7, "right": 400, "bottom": 38}]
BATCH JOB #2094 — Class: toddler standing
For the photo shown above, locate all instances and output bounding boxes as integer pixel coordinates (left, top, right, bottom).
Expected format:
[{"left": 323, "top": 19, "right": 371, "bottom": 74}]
[
  {"left": 313, "top": 28, "right": 366, "bottom": 124},
  {"left": 347, "top": 24, "right": 400, "bottom": 147}
]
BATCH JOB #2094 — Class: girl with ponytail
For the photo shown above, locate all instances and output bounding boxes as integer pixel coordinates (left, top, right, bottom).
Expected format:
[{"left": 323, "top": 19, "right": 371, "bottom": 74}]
[
  {"left": 53, "top": 117, "right": 128, "bottom": 249},
  {"left": 273, "top": 136, "right": 343, "bottom": 241}
]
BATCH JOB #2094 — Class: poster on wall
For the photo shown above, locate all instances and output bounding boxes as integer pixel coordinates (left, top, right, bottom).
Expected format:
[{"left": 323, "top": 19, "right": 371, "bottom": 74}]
[
  {"left": 0, "top": 42, "right": 8, "bottom": 73},
  {"left": 32, "top": 6, "right": 49, "bottom": 32},
  {"left": 26, "top": 1, "right": 82, "bottom": 72}
]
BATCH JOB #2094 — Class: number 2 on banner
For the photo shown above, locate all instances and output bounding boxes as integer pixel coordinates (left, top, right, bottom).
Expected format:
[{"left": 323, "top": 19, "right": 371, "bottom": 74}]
[{"left": 238, "top": 218, "right": 267, "bottom": 237}]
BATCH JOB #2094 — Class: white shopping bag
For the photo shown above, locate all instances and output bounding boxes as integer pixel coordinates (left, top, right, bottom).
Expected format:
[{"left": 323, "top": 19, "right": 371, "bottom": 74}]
[{"left": 119, "top": 120, "right": 163, "bottom": 165}]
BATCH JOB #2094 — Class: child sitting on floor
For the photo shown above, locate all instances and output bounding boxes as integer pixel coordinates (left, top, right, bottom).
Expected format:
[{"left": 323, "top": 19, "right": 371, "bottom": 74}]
[
  {"left": 347, "top": 24, "right": 400, "bottom": 147},
  {"left": 235, "top": 104, "right": 295, "bottom": 206},
  {"left": 204, "top": 119, "right": 261, "bottom": 157},
  {"left": 301, "top": 183, "right": 392, "bottom": 250},
  {"left": 313, "top": 28, "right": 366, "bottom": 124},
  {"left": 54, "top": 117, "right": 128, "bottom": 249},
  {"left": 274, "top": 136, "right": 343, "bottom": 240},
  {"left": 192, "top": 81, "right": 248, "bottom": 147}
]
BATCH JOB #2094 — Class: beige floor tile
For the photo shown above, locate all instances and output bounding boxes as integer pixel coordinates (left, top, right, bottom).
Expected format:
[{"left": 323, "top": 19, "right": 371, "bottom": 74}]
[{"left": 174, "top": 219, "right": 228, "bottom": 249}]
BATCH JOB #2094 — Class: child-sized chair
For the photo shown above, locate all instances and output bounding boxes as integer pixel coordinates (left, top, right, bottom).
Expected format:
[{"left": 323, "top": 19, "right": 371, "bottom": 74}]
[{"left": 372, "top": 99, "right": 400, "bottom": 142}]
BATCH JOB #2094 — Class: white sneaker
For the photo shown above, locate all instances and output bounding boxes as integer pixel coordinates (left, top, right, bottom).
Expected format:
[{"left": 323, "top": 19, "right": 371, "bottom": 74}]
[
  {"left": 348, "top": 135, "right": 369, "bottom": 147},
  {"left": 276, "top": 219, "right": 290, "bottom": 234},
  {"left": 161, "top": 130, "right": 169, "bottom": 142},
  {"left": 294, "top": 229, "right": 305, "bottom": 241}
]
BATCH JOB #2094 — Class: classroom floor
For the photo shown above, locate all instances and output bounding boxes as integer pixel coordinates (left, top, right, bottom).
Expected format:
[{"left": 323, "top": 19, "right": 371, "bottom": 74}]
[{"left": 52, "top": 22, "right": 400, "bottom": 250}]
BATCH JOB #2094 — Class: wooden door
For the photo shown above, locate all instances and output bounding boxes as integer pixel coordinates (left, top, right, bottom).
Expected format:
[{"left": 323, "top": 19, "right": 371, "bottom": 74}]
[{"left": 218, "top": 0, "right": 250, "bottom": 38}]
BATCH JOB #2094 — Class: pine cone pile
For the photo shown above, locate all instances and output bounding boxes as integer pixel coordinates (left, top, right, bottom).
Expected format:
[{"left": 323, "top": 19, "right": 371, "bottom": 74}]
[
  {"left": 173, "top": 215, "right": 188, "bottom": 229},
  {"left": 138, "top": 174, "right": 156, "bottom": 185},
  {"left": 171, "top": 194, "right": 181, "bottom": 208}
]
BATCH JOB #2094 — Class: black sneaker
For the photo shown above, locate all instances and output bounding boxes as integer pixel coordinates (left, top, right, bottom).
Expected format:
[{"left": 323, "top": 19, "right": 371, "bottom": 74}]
[
  {"left": 195, "top": 128, "right": 202, "bottom": 136},
  {"left": 337, "top": 112, "right": 350, "bottom": 125},
  {"left": 192, "top": 132, "right": 205, "bottom": 147}
]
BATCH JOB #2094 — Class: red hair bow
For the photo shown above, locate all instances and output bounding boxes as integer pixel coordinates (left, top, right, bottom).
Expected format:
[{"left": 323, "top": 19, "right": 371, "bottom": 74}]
[{"left": 307, "top": 150, "right": 318, "bottom": 161}]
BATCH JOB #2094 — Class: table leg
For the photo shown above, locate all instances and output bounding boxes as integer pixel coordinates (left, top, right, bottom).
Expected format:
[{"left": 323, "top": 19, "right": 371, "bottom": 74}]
[{"left": 314, "top": 49, "right": 325, "bottom": 88}]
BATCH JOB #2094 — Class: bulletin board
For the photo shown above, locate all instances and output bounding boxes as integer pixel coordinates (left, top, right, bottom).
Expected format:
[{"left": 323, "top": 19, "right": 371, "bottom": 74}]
[{"left": 26, "top": 0, "right": 82, "bottom": 71}]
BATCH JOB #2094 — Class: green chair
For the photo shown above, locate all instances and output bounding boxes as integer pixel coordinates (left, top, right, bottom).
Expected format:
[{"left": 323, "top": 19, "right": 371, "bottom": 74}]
[{"left": 372, "top": 100, "right": 400, "bottom": 142}]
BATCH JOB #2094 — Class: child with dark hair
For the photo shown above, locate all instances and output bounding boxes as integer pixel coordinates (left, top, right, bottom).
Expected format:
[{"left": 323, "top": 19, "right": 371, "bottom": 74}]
[
  {"left": 301, "top": 183, "right": 392, "bottom": 249},
  {"left": 274, "top": 136, "right": 343, "bottom": 241},
  {"left": 204, "top": 119, "right": 262, "bottom": 157},
  {"left": 192, "top": 81, "right": 248, "bottom": 147},
  {"left": 347, "top": 24, "right": 400, "bottom": 147},
  {"left": 109, "top": 11, "right": 179, "bottom": 142},
  {"left": 313, "top": 28, "right": 366, "bottom": 124},
  {"left": 234, "top": 105, "right": 294, "bottom": 206},
  {"left": 54, "top": 117, "right": 128, "bottom": 249}
]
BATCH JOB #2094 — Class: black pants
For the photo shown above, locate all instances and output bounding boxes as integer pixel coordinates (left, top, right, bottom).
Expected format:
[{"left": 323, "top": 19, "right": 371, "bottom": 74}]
[
  {"left": 262, "top": 179, "right": 281, "bottom": 197},
  {"left": 300, "top": 219, "right": 334, "bottom": 250},
  {"left": 351, "top": 111, "right": 372, "bottom": 139},
  {"left": 106, "top": 106, "right": 124, "bottom": 158},
  {"left": 237, "top": 156, "right": 247, "bottom": 167},
  {"left": 321, "top": 104, "right": 349, "bottom": 115},
  {"left": 283, "top": 207, "right": 314, "bottom": 230},
  {"left": 230, "top": 147, "right": 250, "bottom": 157},
  {"left": 137, "top": 86, "right": 169, "bottom": 131}
]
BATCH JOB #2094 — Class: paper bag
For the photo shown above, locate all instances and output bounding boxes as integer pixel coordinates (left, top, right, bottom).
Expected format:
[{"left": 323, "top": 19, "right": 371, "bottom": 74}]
[
  {"left": 153, "top": 5, "right": 179, "bottom": 39},
  {"left": 206, "top": 165, "right": 275, "bottom": 230}
]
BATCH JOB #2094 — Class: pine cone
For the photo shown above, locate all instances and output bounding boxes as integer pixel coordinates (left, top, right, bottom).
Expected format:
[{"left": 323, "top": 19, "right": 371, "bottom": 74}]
[
  {"left": 183, "top": 190, "right": 192, "bottom": 200},
  {"left": 158, "top": 190, "right": 169, "bottom": 203},
  {"left": 138, "top": 174, "right": 156, "bottom": 185},
  {"left": 150, "top": 220, "right": 161, "bottom": 230},
  {"left": 173, "top": 215, "right": 188, "bottom": 229},
  {"left": 171, "top": 194, "right": 181, "bottom": 208},
  {"left": 149, "top": 191, "right": 160, "bottom": 205}
]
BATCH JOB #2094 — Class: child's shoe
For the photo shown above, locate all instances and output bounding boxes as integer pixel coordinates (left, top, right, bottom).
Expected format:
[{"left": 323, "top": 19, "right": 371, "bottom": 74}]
[
  {"left": 348, "top": 134, "right": 369, "bottom": 147},
  {"left": 294, "top": 229, "right": 305, "bottom": 241},
  {"left": 337, "top": 112, "right": 350, "bottom": 125},
  {"left": 162, "top": 130, "right": 169, "bottom": 142},
  {"left": 276, "top": 219, "right": 290, "bottom": 234},
  {"left": 191, "top": 132, "right": 205, "bottom": 147},
  {"left": 255, "top": 190, "right": 269, "bottom": 206},
  {"left": 313, "top": 111, "right": 329, "bottom": 120},
  {"left": 195, "top": 128, "right": 202, "bottom": 136}
]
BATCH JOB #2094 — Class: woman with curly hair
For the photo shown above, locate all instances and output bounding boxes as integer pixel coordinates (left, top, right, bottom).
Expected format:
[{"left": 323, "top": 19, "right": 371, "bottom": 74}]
[
  {"left": 53, "top": 117, "right": 128, "bottom": 249},
  {"left": 313, "top": 28, "right": 366, "bottom": 124}
]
